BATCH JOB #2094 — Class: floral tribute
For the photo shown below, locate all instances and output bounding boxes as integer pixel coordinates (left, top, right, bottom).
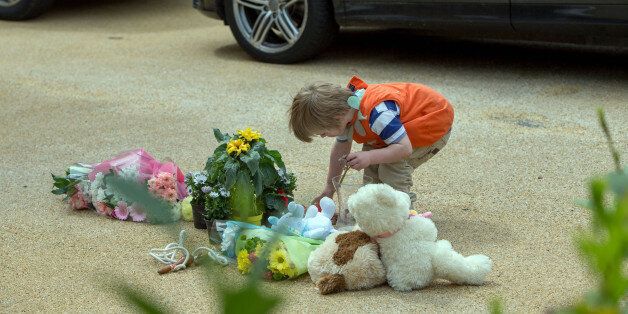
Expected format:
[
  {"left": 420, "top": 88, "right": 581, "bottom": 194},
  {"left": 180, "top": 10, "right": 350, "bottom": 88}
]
[
  {"left": 236, "top": 235, "right": 297, "bottom": 280},
  {"left": 51, "top": 149, "right": 187, "bottom": 223},
  {"left": 192, "top": 128, "right": 296, "bottom": 222}
]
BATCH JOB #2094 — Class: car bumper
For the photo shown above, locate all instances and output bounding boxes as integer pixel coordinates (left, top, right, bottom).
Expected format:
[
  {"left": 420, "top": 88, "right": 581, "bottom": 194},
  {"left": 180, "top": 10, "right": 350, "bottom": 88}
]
[{"left": 193, "top": 0, "right": 221, "bottom": 20}]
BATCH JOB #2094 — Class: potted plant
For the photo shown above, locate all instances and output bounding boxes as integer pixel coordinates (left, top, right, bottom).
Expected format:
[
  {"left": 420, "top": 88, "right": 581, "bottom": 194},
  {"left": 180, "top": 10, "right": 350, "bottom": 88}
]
[
  {"left": 204, "top": 128, "right": 296, "bottom": 225},
  {"left": 185, "top": 171, "right": 211, "bottom": 229}
]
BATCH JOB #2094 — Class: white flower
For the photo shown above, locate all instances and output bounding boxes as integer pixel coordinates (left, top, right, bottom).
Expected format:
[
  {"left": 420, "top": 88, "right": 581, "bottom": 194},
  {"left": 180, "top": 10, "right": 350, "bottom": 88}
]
[
  {"left": 193, "top": 173, "right": 208, "bottom": 185},
  {"left": 209, "top": 192, "right": 219, "bottom": 198},
  {"left": 219, "top": 187, "right": 230, "bottom": 197},
  {"left": 119, "top": 164, "right": 139, "bottom": 181},
  {"left": 201, "top": 186, "right": 212, "bottom": 193}
]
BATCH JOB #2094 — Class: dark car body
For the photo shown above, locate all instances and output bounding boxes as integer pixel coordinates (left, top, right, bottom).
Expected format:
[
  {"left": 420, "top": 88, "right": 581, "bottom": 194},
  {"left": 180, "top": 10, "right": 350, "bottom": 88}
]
[{"left": 196, "top": 0, "right": 628, "bottom": 39}]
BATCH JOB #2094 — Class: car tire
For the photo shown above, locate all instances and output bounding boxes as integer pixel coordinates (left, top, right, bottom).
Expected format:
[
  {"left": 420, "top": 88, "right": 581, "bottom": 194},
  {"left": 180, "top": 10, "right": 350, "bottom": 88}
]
[
  {"left": 0, "top": 0, "right": 55, "bottom": 20},
  {"left": 224, "top": 0, "right": 338, "bottom": 64}
]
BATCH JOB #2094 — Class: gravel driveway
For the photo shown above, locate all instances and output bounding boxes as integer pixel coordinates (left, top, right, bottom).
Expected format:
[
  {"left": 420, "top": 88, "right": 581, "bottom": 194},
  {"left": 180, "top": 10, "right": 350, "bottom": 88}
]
[{"left": 1, "top": 0, "right": 627, "bottom": 312}]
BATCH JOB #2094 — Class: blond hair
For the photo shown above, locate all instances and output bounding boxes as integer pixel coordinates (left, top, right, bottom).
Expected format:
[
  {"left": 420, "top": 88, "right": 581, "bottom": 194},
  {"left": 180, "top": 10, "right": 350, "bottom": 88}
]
[{"left": 289, "top": 83, "right": 353, "bottom": 142}]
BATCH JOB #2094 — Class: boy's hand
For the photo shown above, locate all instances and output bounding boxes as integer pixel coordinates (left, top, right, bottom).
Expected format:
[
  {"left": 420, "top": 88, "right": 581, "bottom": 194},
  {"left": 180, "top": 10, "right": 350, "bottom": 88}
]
[
  {"left": 312, "top": 186, "right": 334, "bottom": 207},
  {"left": 346, "top": 151, "right": 372, "bottom": 170}
]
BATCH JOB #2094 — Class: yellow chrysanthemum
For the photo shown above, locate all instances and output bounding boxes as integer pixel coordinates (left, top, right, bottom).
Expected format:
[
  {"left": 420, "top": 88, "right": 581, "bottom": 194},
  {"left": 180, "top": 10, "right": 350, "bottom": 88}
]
[
  {"left": 269, "top": 249, "right": 290, "bottom": 273},
  {"left": 226, "top": 139, "right": 251, "bottom": 156},
  {"left": 238, "top": 128, "right": 262, "bottom": 142},
  {"left": 237, "top": 249, "right": 252, "bottom": 274},
  {"left": 281, "top": 264, "right": 296, "bottom": 278}
]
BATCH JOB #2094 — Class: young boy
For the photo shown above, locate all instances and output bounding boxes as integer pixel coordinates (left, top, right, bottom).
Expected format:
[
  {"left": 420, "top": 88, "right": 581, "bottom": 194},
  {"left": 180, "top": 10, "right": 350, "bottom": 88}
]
[{"left": 289, "top": 76, "right": 454, "bottom": 208}]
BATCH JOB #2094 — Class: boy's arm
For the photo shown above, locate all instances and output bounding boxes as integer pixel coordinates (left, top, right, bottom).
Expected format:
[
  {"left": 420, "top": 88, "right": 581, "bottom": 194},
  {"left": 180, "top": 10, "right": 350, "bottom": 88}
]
[
  {"left": 313, "top": 139, "right": 352, "bottom": 203},
  {"left": 346, "top": 135, "right": 412, "bottom": 170}
]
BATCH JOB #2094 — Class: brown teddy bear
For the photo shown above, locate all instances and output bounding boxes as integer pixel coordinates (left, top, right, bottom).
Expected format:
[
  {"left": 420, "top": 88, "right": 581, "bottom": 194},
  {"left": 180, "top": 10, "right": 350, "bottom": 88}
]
[{"left": 307, "top": 230, "right": 386, "bottom": 294}]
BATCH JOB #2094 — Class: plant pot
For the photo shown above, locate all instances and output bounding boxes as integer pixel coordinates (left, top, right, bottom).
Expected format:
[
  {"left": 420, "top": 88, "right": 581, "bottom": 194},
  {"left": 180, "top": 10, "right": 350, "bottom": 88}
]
[
  {"left": 232, "top": 213, "right": 264, "bottom": 226},
  {"left": 192, "top": 202, "right": 207, "bottom": 229}
]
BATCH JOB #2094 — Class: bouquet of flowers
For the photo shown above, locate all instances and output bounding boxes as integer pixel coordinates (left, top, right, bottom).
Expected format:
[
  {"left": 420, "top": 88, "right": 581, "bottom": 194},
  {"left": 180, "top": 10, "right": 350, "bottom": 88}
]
[
  {"left": 51, "top": 149, "right": 187, "bottom": 223},
  {"left": 218, "top": 221, "right": 322, "bottom": 281},
  {"left": 196, "top": 128, "right": 297, "bottom": 225}
]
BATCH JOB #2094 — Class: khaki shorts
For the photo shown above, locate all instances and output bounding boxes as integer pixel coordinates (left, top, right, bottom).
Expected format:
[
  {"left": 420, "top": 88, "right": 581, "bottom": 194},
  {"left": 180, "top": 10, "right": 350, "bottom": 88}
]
[{"left": 362, "top": 130, "right": 451, "bottom": 203}]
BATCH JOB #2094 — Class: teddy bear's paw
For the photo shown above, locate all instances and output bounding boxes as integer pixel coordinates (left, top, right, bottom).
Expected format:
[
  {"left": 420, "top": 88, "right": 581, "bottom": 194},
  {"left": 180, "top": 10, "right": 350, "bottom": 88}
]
[
  {"left": 464, "top": 254, "right": 492, "bottom": 284},
  {"left": 317, "top": 274, "right": 347, "bottom": 295},
  {"left": 389, "top": 283, "right": 413, "bottom": 292}
]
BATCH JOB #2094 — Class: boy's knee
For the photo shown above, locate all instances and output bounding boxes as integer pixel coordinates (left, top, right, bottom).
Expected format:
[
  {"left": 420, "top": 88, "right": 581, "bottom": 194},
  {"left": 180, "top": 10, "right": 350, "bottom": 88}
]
[{"left": 378, "top": 162, "right": 413, "bottom": 193}]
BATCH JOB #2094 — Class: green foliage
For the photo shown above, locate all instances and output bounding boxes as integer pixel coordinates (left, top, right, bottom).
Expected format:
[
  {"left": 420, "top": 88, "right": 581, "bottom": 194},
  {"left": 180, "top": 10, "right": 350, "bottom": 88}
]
[
  {"left": 106, "top": 176, "right": 282, "bottom": 313},
  {"left": 221, "top": 280, "right": 280, "bottom": 314},
  {"left": 203, "top": 128, "right": 297, "bottom": 218},
  {"left": 51, "top": 173, "right": 79, "bottom": 198},
  {"left": 114, "top": 282, "right": 169, "bottom": 314},
  {"left": 105, "top": 176, "right": 175, "bottom": 224},
  {"left": 230, "top": 171, "right": 259, "bottom": 218},
  {"left": 489, "top": 298, "right": 504, "bottom": 314},
  {"left": 559, "top": 109, "right": 627, "bottom": 314}
]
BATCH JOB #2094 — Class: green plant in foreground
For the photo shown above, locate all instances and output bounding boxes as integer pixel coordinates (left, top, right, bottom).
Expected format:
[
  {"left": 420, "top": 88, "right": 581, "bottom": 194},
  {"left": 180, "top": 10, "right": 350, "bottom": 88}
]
[
  {"left": 559, "top": 109, "right": 627, "bottom": 314},
  {"left": 106, "top": 175, "right": 281, "bottom": 313}
]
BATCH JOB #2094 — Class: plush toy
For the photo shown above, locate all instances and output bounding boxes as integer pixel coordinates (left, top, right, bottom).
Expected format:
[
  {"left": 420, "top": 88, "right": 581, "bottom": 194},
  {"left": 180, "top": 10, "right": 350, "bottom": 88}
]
[
  {"left": 308, "top": 230, "right": 386, "bottom": 294},
  {"left": 268, "top": 197, "right": 336, "bottom": 240},
  {"left": 268, "top": 201, "right": 306, "bottom": 235},
  {"left": 302, "top": 197, "right": 336, "bottom": 240},
  {"left": 348, "top": 184, "right": 492, "bottom": 292}
]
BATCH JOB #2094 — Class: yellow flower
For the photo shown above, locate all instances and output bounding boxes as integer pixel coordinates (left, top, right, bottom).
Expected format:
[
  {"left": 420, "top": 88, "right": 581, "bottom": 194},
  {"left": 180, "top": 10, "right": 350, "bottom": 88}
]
[
  {"left": 269, "top": 248, "right": 290, "bottom": 273},
  {"left": 227, "top": 139, "right": 251, "bottom": 156},
  {"left": 238, "top": 128, "right": 262, "bottom": 142},
  {"left": 237, "top": 249, "right": 252, "bottom": 274},
  {"left": 281, "top": 264, "right": 296, "bottom": 278}
]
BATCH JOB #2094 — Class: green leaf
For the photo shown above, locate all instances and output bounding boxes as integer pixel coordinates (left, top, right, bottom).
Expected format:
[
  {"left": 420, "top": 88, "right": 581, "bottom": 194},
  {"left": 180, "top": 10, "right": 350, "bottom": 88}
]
[
  {"left": 265, "top": 194, "right": 287, "bottom": 212},
  {"left": 230, "top": 171, "right": 257, "bottom": 218},
  {"left": 115, "top": 283, "right": 168, "bottom": 314},
  {"left": 51, "top": 189, "right": 66, "bottom": 195},
  {"left": 224, "top": 158, "right": 240, "bottom": 190},
  {"left": 222, "top": 284, "right": 280, "bottom": 314},
  {"left": 240, "top": 150, "right": 260, "bottom": 175},
  {"left": 213, "top": 128, "right": 229, "bottom": 142},
  {"left": 204, "top": 156, "right": 214, "bottom": 172},
  {"left": 265, "top": 150, "right": 285, "bottom": 172},
  {"left": 105, "top": 176, "right": 174, "bottom": 224},
  {"left": 258, "top": 161, "right": 278, "bottom": 187},
  {"left": 252, "top": 172, "right": 263, "bottom": 197},
  {"left": 607, "top": 169, "right": 628, "bottom": 199}
]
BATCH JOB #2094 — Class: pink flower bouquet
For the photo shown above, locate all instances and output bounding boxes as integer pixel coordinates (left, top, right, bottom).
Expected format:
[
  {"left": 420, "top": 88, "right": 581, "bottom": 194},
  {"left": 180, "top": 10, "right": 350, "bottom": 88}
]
[{"left": 52, "top": 149, "right": 188, "bottom": 223}]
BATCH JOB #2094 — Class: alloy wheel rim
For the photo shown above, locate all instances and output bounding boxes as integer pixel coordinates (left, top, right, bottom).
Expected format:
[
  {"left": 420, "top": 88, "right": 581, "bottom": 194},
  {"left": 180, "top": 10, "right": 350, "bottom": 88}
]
[{"left": 233, "top": 0, "right": 308, "bottom": 53}]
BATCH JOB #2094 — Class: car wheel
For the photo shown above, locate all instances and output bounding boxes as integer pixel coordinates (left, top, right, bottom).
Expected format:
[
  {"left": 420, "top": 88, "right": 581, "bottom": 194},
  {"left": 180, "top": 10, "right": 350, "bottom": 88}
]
[
  {"left": 0, "top": 0, "right": 55, "bottom": 20},
  {"left": 224, "top": 0, "right": 338, "bottom": 64}
]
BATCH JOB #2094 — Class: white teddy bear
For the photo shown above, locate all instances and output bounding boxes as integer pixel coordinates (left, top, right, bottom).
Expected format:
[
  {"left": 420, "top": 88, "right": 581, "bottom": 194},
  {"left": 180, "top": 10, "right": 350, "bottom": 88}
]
[{"left": 348, "top": 183, "right": 492, "bottom": 292}]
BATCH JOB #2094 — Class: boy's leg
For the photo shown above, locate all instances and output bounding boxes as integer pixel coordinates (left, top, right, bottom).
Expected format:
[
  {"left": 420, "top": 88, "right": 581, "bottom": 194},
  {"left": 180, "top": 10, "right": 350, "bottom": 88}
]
[
  {"left": 407, "top": 130, "right": 451, "bottom": 170},
  {"left": 379, "top": 130, "right": 452, "bottom": 207},
  {"left": 361, "top": 144, "right": 381, "bottom": 184}
]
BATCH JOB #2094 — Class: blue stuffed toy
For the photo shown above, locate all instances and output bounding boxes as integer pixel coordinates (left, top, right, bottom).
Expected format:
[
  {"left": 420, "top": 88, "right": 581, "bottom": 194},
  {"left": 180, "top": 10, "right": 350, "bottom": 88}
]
[
  {"left": 268, "top": 201, "right": 306, "bottom": 236},
  {"left": 268, "top": 197, "right": 337, "bottom": 240},
  {"left": 302, "top": 197, "right": 336, "bottom": 240}
]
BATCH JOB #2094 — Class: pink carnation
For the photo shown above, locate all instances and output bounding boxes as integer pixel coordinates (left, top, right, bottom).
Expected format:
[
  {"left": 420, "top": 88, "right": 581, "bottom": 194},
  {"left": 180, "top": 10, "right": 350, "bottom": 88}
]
[
  {"left": 95, "top": 201, "right": 113, "bottom": 217},
  {"left": 113, "top": 201, "right": 129, "bottom": 220},
  {"left": 69, "top": 190, "right": 89, "bottom": 210},
  {"left": 129, "top": 204, "right": 146, "bottom": 222}
]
